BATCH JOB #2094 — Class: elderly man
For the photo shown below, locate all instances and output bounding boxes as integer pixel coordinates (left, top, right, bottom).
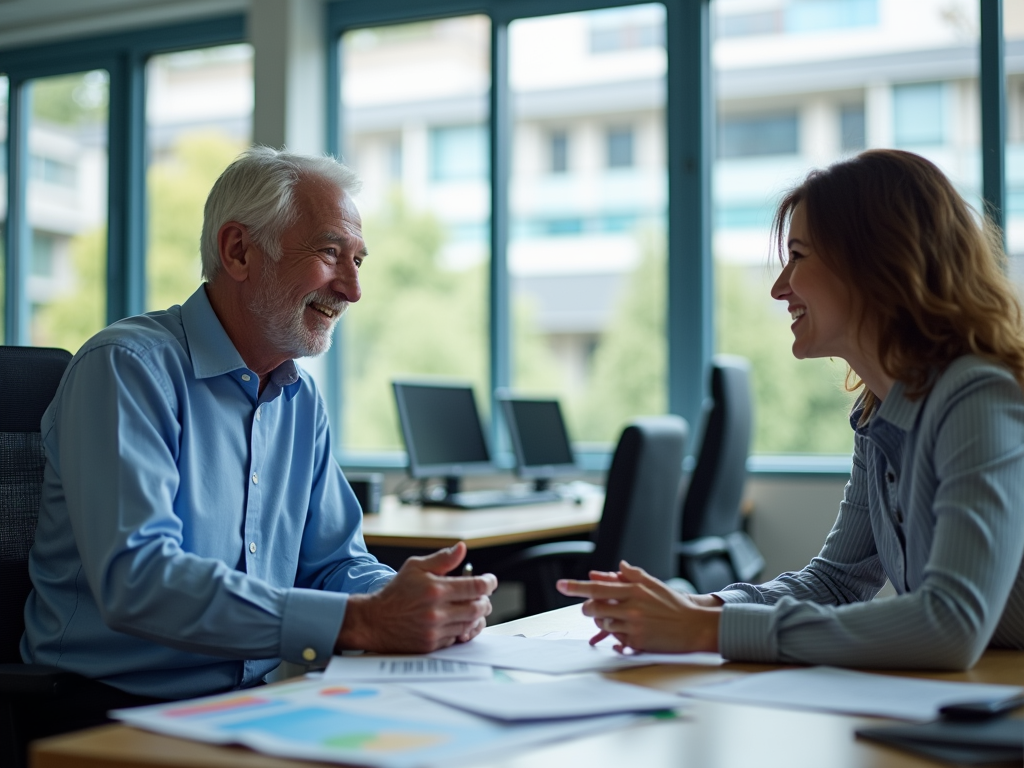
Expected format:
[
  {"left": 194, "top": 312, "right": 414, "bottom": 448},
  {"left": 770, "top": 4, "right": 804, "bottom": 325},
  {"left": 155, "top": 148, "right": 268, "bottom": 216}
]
[{"left": 21, "top": 148, "right": 496, "bottom": 720}]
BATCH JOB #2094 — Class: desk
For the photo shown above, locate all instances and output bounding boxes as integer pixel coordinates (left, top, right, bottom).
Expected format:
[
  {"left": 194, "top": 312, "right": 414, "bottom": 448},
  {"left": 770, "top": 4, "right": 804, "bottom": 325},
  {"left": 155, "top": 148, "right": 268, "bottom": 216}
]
[
  {"left": 30, "top": 607, "right": 1024, "bottom": 768},
  {"left": 360, "top": 495, "right": 602, "bottom": 550}
]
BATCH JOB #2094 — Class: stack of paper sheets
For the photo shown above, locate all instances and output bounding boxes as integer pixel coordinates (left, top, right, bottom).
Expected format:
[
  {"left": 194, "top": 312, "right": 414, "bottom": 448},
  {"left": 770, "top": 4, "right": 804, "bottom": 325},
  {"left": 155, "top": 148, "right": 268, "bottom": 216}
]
[{"left": 113, "top": 676, "right": 682, "bottom": 768}]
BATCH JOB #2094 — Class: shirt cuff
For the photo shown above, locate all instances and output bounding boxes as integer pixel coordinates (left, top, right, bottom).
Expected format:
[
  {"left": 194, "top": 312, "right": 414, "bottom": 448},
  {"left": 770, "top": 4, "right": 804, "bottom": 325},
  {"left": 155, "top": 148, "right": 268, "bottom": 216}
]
[
  {"left": 713, "top": 589, "right": 756, "bottom": 604},
  {"left": 280, "top": 588, "right": 348, "bottom": 666},
  {"left": 719, "top": 603, "right": 779, "bottom": 663}
]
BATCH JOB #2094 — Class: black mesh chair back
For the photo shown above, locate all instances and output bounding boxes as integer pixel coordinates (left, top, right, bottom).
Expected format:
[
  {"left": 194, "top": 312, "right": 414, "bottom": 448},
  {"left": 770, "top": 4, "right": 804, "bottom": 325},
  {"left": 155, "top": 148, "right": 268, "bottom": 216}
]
[
  {"left": 590, "top": 415, "right": 688, "bottom": 580},
  {"left": 677, "top": 355, "right": 764, "bottom": 593},
  {"left": 494, "top": 415, "right": 687, "bottom": 615},
  {"left": 0, "top": 346, "right": 72, "bottom": 664},
  {"left": 681, "top": 356, "right": 752, "bottom": 541}
]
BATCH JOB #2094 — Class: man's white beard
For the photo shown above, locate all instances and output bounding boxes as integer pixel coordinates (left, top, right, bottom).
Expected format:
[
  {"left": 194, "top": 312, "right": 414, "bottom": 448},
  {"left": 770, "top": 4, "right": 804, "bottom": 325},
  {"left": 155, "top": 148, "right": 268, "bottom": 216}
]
[{"left": 248, "top": 258, "right": 348, "bottom": 359}]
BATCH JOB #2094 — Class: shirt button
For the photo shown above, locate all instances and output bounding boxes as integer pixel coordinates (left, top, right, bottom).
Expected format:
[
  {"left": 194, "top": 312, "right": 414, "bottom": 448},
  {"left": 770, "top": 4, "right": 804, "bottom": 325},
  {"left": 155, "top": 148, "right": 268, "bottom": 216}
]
[
  {"left": 241, "top": 373, "right": 251, "bottom": 382},
  {"left": 252, "top": 472, "right": 258, "bottom": 484},
  {"left": 249, "top": 541, "right": 257, "bottom": 554},
  {"left": 256, "top": 406, "right": 262, "bottom": 421},
  {"left": 302, "top": 647, "right": 317, "bottom": 662}
]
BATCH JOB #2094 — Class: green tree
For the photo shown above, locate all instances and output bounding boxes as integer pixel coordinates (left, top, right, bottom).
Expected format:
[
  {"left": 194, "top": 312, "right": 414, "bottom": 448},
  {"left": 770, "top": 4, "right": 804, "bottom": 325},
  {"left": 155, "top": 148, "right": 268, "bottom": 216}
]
[
  {"left": 34, "top": 228, "right": 106, "bottom": 352},
  {"left": 342, "top": 193, "right": 488, "bottom": 451},
  {"left": 574, "top": 230, "right": 667, "bottom": 443},
  {"left": 147, "top": 132, "right": 245, "bottom": 310},
  {"left": 716, "top": 262, "right": 854, "bottom": 454},
  {"left": 34, "top": 132, "right": 243, "bottom": 353}
]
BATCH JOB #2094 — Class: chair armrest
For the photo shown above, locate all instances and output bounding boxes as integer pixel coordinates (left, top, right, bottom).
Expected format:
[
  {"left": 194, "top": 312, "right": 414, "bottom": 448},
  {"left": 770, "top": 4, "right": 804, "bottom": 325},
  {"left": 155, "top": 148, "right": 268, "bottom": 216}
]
[
  {"left": 724, "top": 531, "right": 764, "bottom": 583},
  {"left": 497, "top": 540, "right": 596, "bottom": 572},
  {"left": 0, "top": 664, "right": 87, "bottom": 697}
]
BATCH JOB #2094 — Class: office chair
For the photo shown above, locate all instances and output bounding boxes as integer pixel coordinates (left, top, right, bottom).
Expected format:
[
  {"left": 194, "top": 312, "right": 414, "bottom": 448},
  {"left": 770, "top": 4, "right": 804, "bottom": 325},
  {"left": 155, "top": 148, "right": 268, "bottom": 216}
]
[
  {"left": 494, "top": 415, "right": 687, "bottom": 616},
  {"left": 0, "top": 346, "right": 84, "bottom": 768},
  {"left": 675, "top": 355, "right": 764, "bottom": 594}
]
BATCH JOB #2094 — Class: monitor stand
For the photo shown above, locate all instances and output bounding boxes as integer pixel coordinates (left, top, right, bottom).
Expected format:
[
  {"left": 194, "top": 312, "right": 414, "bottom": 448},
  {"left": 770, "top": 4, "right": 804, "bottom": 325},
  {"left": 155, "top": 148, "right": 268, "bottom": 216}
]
[
  {"left": 532, "top": 478, "right": 550, "bottom": 492},
  {"left": 418, "top": 476, "right": 562, "bottom": 509},
  {"left": 419, "top": 476, "right": 462, "bottom": 507}
]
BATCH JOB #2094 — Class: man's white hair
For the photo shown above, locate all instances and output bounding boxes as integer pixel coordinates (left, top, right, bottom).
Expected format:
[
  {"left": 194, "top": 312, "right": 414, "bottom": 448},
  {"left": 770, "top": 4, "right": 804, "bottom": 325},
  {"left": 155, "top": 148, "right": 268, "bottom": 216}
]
[{"left": 200, "top": 146, "right": 361, "bottom": 281}]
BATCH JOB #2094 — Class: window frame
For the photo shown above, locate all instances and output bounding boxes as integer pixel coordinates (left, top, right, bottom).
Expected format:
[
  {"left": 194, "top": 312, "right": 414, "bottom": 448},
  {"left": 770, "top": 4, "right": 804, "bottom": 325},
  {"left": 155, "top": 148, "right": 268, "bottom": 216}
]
[
  {"left": 0, "top": 1, "right": 1009, "bottom": 476},
  {"left": 0, "top": 15, "right": 246, "bottom": 345},
  {"left": 325, "top": 0, "right": 714, "bottom": 469}
]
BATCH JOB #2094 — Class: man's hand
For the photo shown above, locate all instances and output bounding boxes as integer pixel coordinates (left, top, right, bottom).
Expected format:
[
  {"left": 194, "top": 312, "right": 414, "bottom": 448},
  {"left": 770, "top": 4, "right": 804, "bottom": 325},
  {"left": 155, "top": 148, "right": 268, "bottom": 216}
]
[
  {"left": 556, "top": 561, "right": 721, "bottom": 654},
  {"left": 336, "top": 542, "right": 497, "bottom": 654}
]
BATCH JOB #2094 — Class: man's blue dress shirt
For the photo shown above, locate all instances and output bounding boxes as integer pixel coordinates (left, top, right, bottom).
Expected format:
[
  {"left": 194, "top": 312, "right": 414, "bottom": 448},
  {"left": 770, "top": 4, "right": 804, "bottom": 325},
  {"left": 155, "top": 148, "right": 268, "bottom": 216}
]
[{"left": 21, "top": 286, "right": 394, "bottom": 699}]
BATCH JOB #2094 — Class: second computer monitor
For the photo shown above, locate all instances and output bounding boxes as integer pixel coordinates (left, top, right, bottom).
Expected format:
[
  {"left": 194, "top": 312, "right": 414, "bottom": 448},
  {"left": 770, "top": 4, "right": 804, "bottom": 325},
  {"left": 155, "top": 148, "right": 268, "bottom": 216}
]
[{"left": 499, "top": 396, "right": 577, "bottom": 487}]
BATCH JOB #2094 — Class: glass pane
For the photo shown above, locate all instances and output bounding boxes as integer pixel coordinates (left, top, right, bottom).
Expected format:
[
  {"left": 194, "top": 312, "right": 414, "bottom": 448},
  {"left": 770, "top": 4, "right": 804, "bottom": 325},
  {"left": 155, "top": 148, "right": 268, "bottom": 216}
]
[
  {"left": 340, "top": 17, "right": 491, "bottom": 453},
  {"left": 508, "top": 5, "right": 668, "bottom": 446},
  {"left": 1004, "top": 0, "right": 1024, "bottom": 299},
  {"left": 0, "top": 74, "right": 7, "bottom": 340},
  {"left": 712, "top": 0, "right": 981, "bottom": 455},
  {"left": 146, "top": 44, "right": 253, "bottom": 311},
  {"left": 27, "top": 70, "right": 109, "bottom": 353}
]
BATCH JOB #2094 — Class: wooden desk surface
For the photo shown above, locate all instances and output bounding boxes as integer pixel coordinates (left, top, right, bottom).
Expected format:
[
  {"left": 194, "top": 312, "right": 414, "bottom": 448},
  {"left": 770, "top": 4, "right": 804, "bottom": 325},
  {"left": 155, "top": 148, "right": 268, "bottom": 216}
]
[
  {"left": 31, "top": 607, "right": 1024, "bottom": 768},
  {"left": 360, "top": 494, "right": 603, "bottom": 549}
]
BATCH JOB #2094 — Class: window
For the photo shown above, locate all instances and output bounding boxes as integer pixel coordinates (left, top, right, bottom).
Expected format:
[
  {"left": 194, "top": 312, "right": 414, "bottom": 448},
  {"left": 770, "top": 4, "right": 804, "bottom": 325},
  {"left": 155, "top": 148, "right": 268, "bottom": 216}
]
[
  {"left": 509, "top": 6, "right": 665, "bottom": 444},
  {"left": 785, "top": 0, "right": 878, "bottom": 33},
  {"left": 718, "top": 112, "right": 799, "bottom": 158},
  {"left": 840, "top": 103, "right": 866, "bottom": 152},
  {"left": 0, "top": 14, "right": 246, "bottom": 349},
  {"left": 387, "top": 138, "right": 402, "bottom": 181},
  {"left": 25, "top": 70, "right": 109, "bottom": 353},
  {"left": 893, "top": 82, "right": 945, "bottom": 147},
  {"left": 1005, "top": 3, "right": 1024, "bottom": 305},
  {"left": 145, "top": 43, "right": 254, "bottom": 312},
  {"left": 549, "top": 130, "right": 568, "bottom": 174},
  {"left": 589, "top": 5, "right": 665, "bottom": 53},
  {"left": 606, "top": 126, "right": 634, "bottom": 168},
  {"left": 430, "top": 124, "right": 488, "bottom": 181},
  {"left": 330, "top": 2, "right": 673, "bottom": 457},
  {"left": 338, "top": 16, "right": 491, "bottom": 453},
  {"left": 712, "top": 0, "right": 979, "bottom": 456}
]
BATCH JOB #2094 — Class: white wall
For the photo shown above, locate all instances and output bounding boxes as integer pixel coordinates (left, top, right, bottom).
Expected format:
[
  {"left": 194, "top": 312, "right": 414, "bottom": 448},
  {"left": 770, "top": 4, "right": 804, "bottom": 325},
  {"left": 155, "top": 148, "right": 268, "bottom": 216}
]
[{"left": 745, "top": 474, "right": 847, "bottom": 579}]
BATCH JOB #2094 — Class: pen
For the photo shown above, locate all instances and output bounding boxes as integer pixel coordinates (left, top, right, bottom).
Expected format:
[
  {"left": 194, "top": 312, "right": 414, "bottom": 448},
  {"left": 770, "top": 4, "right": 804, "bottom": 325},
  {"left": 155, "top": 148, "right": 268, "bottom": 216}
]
[{"left": 462, "top": 562, "right": 473, "bottom": 577}]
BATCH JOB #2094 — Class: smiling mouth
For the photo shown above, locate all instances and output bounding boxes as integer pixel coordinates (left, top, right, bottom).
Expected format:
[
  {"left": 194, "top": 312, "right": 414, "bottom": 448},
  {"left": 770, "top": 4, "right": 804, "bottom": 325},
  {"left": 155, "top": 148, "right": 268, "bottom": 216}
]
[
  {"left": 309, "top": 301, "right": 340, "bottom": 319},
  {"left": 790, "top": 307, "right": 806, "bottom": 323}
]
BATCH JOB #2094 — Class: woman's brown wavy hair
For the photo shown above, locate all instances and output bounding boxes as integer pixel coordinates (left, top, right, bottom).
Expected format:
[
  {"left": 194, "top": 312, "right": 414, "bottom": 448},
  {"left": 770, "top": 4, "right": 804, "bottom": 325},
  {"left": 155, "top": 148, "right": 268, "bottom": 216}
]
[{"left": 771, "top": 149, "right": 1024, "bottom": 422}]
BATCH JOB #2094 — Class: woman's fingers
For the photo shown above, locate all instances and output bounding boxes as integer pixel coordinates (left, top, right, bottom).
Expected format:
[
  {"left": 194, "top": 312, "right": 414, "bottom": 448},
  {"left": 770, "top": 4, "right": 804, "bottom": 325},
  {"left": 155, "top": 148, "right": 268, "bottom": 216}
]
[{"left": 557, "top": 579, "right": 637, "bottom": 600}]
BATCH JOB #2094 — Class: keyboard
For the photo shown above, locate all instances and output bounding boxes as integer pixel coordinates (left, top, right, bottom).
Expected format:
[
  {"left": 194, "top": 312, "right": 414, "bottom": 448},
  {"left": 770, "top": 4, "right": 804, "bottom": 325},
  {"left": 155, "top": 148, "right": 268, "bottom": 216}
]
[{"left": 422, "top": 488, "right": 563, "bottom": 509}]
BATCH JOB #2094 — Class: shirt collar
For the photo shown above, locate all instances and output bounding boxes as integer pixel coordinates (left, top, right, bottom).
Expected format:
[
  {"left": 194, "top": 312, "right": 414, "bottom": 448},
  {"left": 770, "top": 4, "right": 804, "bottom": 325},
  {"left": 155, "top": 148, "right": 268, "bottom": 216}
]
[
  {"left": 180, "top": 285, "right": 303, "bottom": 400},
  {"left": 849, "top": 378, "right": 922, "bottom": 436}
]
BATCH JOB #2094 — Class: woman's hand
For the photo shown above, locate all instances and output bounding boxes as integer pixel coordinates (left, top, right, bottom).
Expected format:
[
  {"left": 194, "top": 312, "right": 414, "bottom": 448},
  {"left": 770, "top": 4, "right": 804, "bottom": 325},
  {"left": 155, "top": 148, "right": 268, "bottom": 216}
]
[{"left": 557, "top": 561, "right": 722, "bottom": 654}]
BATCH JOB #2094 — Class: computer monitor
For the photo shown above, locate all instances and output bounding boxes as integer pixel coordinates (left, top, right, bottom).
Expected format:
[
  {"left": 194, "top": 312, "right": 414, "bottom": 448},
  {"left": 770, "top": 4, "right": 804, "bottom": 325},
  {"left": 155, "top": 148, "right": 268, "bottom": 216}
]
[
  {"left": 498, "top": 395, "right": 577, "bottom": 490},
  {"left": 392, "top": 380, "right": 494, "bottom": 499}
]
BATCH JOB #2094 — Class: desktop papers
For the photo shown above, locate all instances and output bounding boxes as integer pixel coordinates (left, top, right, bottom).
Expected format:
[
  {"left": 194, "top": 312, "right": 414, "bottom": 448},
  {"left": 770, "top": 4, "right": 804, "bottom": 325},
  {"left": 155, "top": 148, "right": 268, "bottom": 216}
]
[
  {"left": 324, "top": 655, "right": 493, "bottom": 682},
  {"left": 405, "top": 675, "right": 684, "bottom": 722},
  {"left": 683, "top": 666, "right": 1024, "bottom": 721},
  {"left": 428, "top": 633, "right": 724, "bottom": 674},
  {"left": 111, "top": 678, "right": 636, "bottom": 768}
]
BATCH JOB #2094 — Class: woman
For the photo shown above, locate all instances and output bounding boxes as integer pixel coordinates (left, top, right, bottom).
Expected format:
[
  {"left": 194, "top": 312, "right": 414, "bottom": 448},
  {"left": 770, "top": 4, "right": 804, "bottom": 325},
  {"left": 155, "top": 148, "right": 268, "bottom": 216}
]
[{"left": 558, "top": 149, "right": 1024, "bottom": 670}]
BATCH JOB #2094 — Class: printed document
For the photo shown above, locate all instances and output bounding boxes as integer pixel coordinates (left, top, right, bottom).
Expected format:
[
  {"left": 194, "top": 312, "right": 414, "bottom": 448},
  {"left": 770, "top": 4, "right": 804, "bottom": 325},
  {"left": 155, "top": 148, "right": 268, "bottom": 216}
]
[
  {"left": 683, "top": 666, "right": 1024, "bottom": 721},
  {"left": 405, "top": 674, "right": 684, "bottom": 721}
]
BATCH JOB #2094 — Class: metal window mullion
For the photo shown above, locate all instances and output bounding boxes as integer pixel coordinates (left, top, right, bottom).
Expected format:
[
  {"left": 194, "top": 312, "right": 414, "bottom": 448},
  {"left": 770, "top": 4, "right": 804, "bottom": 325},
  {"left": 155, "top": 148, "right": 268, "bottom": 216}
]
[
  {"left": 489, "top": 16, "right": 511, "bottom": 451},
  {"left": 666, "top": 0, "right": 713, "bottom": 436},
  {"left": 326, "top": 27, "right": 345, "bottom": 453},
  {"left": 5, "top": 77, "right": 30, "bottom": 345},
  {"left": 106, "top": 52, "right": 147, "bottom": 324},
  {"left": 980, "top": 0, "right": 1006, "bottom": 245}
]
